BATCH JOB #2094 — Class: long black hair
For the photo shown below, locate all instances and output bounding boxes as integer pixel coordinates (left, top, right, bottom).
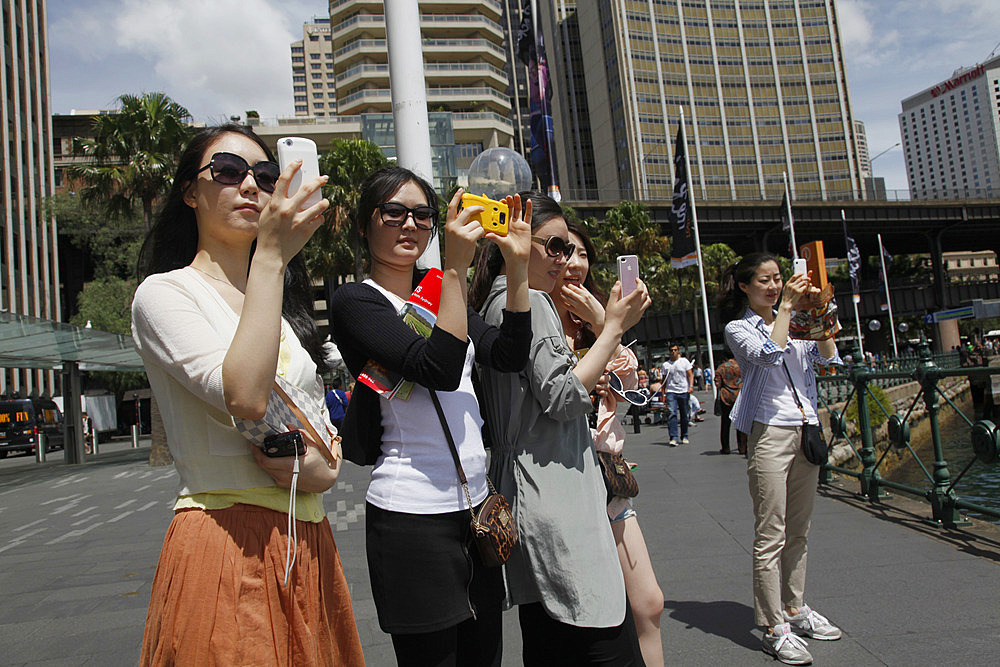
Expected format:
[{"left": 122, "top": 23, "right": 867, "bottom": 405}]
[
  {"left": 562, "top": 218, "right": 606, "bottom": 351},
  {"left": 353, "top": 165, "right": 439, "bottom": 274},
  {"left": 469, "top": 190, "right": 565, "bottom": 310},
  {"left": 136, "top": 123, "right": 327, "bottom": 372},
  {"left": 717, "top": 251, "right": 780, "bottom": 323}
]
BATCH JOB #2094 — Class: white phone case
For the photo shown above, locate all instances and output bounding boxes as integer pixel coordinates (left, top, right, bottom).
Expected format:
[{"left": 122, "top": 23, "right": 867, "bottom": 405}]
[
  {"left": 617, "top": 255, "right": 640, "bottom": 297},
  {"left": 277, "top": 137, "right": 322, "bottom": 209},
  {"left": 793, "top": 258, "right": 808, "bottom": 276}
]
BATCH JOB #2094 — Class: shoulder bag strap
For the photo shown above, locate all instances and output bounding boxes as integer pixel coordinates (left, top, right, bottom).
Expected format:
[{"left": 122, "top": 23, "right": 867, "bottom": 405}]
[
  {"left": 272, "top": 381, "right": 340, "bottom": 467},
  {"left": 780, "top": 361, "right": 809, "bottom": 425},
  {"left": 428, "top": 389, "right": 489, "bottom": 525}
]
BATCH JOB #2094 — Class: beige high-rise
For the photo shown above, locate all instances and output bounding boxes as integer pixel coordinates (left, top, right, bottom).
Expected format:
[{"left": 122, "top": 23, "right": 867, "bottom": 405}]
[
  {"left": 1, "top": 0, "right": 60, "bottom": 396},
  {"left": 558, "top": 0, "right": 864, "bottom": 201}
]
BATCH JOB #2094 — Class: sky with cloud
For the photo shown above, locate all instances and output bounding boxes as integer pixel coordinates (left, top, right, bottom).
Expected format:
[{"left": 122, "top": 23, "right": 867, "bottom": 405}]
[{"left": 47, "top": 0, "right": 1000, "bottom": 192}]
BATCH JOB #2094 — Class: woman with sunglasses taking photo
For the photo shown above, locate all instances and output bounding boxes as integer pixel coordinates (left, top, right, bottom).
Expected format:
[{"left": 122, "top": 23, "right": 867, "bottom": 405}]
[
  {"left": 547, "top": 219, "right": 665, "bottom": 667},
  {"left": 328, "top": 166, "right": 533, "bottom": 666},
  {"left": 131, "top": 124, "right": 363, "bottom": 665},
  {"left": 470, "top": 193, "right": 651, "bottom": 666}
]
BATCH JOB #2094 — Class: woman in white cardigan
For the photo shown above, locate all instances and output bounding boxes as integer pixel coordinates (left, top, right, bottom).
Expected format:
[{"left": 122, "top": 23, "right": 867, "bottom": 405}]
[{"left": 131, "top": 124, "right": 363, "bottom": 666}]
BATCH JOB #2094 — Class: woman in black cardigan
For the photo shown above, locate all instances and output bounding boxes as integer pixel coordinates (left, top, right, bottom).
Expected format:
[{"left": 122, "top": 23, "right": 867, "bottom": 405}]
[{"left": 329, "top": 166, "right": 532, "bottom": 667}]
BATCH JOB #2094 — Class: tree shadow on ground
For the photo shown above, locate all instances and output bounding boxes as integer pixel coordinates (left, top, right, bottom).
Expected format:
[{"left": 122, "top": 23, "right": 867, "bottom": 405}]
[{"left": 662, "top": 599, "right": 759, "bottom": 650}]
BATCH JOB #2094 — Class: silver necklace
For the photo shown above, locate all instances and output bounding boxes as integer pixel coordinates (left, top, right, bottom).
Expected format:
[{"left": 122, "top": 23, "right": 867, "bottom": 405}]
[{"left": 191, "top": 266, "right": 245, "bottom": 294}]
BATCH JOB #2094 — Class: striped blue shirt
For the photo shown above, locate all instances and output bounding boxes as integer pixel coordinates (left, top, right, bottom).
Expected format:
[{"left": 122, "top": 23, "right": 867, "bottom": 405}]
[{"left": 724, "top": 308, "right": 842, "bottom": 435}]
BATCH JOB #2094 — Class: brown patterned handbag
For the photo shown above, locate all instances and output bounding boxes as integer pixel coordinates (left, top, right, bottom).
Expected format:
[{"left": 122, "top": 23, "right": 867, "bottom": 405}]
[
  {"left": 598, "top": 450, "right": 639, "bottom": 499},
  {"left": 429, "top": 390, "right": 519, "bottom": 567}
]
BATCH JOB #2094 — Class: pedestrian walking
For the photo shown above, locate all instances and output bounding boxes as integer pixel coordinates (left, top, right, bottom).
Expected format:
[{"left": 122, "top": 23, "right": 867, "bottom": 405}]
[
  {"left": 661, "top": 345, "right": 694, "bottom": 445},
  {"left": 131, "top": 124, "right": 363, "bottom": 665},
  {"left": 715, "top": 350, "right": 748, "bottom": 455},
  {"left": 719, "top": 252, "right": 843, "bottom": 665},
  {"left": 325, "top": 378, "right": 349, "bottom": 430},
  {"left": 548, "top": 219, "right": 665, "bottom": 667},
  {"left": 329, "top": 167, "right": 533, "bottom": 666},
  {"left": 471, "top": 192, "right": 650, "bottom": 666}
]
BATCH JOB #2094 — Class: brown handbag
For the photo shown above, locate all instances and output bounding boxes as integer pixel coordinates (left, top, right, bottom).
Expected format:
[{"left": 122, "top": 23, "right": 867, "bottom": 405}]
[
  {"left": 598, "top": 450, "right": 639, "bottom": 499},
  {"left": 429, "top": 390, "right": 519, "bottom": 567}
]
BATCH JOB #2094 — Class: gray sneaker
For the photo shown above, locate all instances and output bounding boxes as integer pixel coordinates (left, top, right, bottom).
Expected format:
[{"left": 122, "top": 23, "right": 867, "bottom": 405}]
[
  {"left": 762, "top": 623, "right": 812, "bottom": 665},
  {"left": 784, "top": 605, "right": 842, "bottom": 640}
]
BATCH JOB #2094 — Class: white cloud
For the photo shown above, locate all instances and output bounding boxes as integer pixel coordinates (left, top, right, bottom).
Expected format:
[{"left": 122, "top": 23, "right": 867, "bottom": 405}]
[{"left": 49, "top": 0, "right": 312, "bottom": 120}]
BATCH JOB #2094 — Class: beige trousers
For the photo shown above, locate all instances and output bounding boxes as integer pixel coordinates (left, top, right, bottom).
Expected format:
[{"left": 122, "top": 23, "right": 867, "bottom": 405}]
[{"left": 747, "top": 421, "right": 818, "bottom": 627}]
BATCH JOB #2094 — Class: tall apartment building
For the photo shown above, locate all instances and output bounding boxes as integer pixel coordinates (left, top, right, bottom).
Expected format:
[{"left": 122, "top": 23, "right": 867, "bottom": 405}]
[
  {"left": 554, "top": 0, "right": 863, "bottom": 202},
  {"left": 1, "top": 0, "right": 60, "bottom": 396},
  {"left": 317, "top": 0, "right": 514, "bottom": 187},
  {"left": 291, "top": 17, "right": 337, "bottom": 117},
  {"left": 899, "top": 54, "right": 1000, "bottom": 200},
  {"left": 854, "top": 120, "right": 871, "bottom": 178}
]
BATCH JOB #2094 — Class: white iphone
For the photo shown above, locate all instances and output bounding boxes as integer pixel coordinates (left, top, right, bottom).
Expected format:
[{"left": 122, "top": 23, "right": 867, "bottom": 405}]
[
  {"left": 793, "top": 258, "right": 808, "bottom": 277},
  {"left": 277, "top": 137, "right": 323, "bottom": 210},
  {"left": 617, "top": 255, "right": 640, "bottom": 297}
]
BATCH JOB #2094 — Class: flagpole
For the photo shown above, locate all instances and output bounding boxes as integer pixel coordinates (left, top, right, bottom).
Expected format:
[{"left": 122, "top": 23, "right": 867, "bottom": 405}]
[
  {"left": 679, "top": 107, "right": 717, "bottom": 397},
  {"left": 841, "top": 209, "right": 865, "bottom": 358},
  {"left": 878, "top": 233, "right": 899, "bottom": 357},
  {"left": 783, "top": 172, "right": 799, "bottom": 260}
]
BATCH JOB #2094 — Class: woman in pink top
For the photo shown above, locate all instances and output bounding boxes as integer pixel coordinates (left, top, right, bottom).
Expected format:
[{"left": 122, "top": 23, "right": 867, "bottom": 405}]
[{"left": 548, "top": 220, "right": 666, "bottom": 667}]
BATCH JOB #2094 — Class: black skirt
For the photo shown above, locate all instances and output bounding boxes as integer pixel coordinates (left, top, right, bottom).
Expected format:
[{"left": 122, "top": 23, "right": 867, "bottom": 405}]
[{"left": 366, "top": 501, "right": 505, "bottom": 634}]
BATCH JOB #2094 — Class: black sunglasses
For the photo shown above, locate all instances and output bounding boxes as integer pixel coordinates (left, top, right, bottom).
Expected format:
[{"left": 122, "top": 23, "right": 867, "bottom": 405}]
[
  {"left": 196, "top": 152, "right": 280, "bottom": 194},
  {"left": 531, "top": 235, "right": 575, "bottom": 259},
  {"left": 378, "top": 202, "right": 438, "bottom": 230},
  {"left": 607, "top": 371, "right": 649, "bottom": 406}
]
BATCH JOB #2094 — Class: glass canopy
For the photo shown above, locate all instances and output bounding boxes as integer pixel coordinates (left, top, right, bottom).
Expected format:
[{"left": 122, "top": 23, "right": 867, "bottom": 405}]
[{"left": 0, "top": 311, "right": 144, "bottom": 371}]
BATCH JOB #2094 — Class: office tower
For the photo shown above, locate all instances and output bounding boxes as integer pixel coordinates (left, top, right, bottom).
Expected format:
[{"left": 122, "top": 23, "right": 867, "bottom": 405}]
[
  {"left": 899, "top": 54, "right": 1000, "bottom": 200},
  {"left": 1, "top": 0, "right": 60, "bottom": 396},
  {"left": 292, "top": 17, "right": 337, "bottom": 118},
  {"left": 324, "top": 0, "right": 514, "bottom": 187},
  {"left": 855, "top": 120, "right": 871, "bottom": 179},
  {"left": 560, "top": 0, "right": 863, "bottom": 201}
]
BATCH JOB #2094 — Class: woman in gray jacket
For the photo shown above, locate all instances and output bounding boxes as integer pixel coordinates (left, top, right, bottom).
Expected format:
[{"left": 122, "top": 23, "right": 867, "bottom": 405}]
[{"left": 470, "top": 192, "right": 651, "bottom": 666}]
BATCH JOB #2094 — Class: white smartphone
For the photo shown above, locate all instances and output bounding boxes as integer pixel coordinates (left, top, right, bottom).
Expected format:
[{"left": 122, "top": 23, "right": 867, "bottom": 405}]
[
  {"left": 617, "top": 255, "right": 640, "bottom": 297},
  {"left": 276, "top": 137, "right": 322, "bottom": 210},
  {"left": 793, "top": 258, "right": 808, "bottom": 277}
]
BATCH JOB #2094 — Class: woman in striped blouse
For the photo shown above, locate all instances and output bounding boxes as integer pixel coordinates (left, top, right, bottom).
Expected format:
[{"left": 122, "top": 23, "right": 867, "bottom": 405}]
[{"left": 718, "top": 252, "right": 842, "bottom": 666}]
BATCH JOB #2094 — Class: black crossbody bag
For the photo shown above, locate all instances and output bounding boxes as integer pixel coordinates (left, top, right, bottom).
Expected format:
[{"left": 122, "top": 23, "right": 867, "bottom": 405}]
[{"left": 781, "top": 360, "right": 828, "bottom": 466}]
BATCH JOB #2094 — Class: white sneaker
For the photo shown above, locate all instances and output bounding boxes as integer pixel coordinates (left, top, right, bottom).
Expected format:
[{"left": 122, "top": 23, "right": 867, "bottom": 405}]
[
  {"left": 681, "top": 437, "right": 690, "bottom": 444},
  {"left": 762, "top": 623, "right": 812, "bottom": 665},
  {"left": 668, "top": 439, "right": 678, "bottom": 447},
  {"left": 784, "top": 605, "right": 842, "bottom": 641}
]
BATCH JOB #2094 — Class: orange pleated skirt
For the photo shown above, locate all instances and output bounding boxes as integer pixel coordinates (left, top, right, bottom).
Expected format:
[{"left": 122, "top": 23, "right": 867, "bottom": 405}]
[{"left": 140, "top": 505, "right": 365, "bottom": 666}]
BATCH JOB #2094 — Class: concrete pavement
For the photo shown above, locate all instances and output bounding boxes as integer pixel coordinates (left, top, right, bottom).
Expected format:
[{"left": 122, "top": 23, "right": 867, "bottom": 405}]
[{"left": 1, "top": 393, "right": 999, "bottom": 665}]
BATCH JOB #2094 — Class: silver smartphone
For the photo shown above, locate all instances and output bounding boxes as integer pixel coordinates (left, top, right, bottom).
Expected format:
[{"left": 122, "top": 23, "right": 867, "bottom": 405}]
[
  {"left": 617, "top": 255, "right": 640, "bottom": 297},
  {"left": 276, "top": 137, "right": 322, "bottom": 209},
  {"left": 793, "top": 258, "right": 808, "bottom": 277}
]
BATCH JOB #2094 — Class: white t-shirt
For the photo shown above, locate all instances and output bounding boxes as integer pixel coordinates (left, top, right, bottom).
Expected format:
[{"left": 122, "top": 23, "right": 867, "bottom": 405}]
[
  {"left": 661, "top": 357, "right": 693, "bottom": 393},
  {"left": 363, "top": 279, "right": 489, "bottom": 514},
  {"left": 755, "top": 324, "right": 819, "bottom": 426}
]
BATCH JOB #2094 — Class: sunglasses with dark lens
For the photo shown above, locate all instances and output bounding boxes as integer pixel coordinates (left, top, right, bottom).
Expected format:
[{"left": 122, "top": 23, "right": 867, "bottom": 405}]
[
  {"left": 197, "top": 152, "right": 280, "bottom": 194},
  {"left": 607, "top": 370, "right": 649, "bottom": 406},
  {"left": 531, "top": 235, "right": 575, "bottom": 259},
  {"left": 378, "top": 202, "right": 439, "bottom": 230}
]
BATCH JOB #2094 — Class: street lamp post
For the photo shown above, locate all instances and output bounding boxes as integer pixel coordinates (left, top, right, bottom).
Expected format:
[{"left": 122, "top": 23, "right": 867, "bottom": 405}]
[{"left": 866, "top": 142, "right": 900, "bottom": 200}]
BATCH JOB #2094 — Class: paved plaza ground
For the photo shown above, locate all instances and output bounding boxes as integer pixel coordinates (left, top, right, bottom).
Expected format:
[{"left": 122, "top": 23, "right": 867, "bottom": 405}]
[{"left": 2, "top": 390, "right": 999, "bottom": 666}]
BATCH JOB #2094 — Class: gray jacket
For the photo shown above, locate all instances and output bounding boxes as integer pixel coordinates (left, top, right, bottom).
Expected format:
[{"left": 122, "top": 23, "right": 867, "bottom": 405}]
[{"left": 478, "top": 276, "right": 626, "bottom": 627}]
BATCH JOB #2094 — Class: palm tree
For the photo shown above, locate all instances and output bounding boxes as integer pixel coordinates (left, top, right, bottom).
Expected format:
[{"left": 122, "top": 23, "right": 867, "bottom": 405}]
[
  {"left": 68, "top": 92, "right": 194, "bottom": 231},
  {"left": 68, "top": 92, "right": 193, "bottom": 467}
]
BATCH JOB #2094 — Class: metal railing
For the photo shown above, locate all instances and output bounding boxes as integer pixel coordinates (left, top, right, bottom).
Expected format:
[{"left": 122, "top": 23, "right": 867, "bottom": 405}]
[
  {"left": 817, "top": 351, "right": 960, "bottom": 404},
  {"left": 817, "top": 345, "right": 1000, "bottom": 527}
]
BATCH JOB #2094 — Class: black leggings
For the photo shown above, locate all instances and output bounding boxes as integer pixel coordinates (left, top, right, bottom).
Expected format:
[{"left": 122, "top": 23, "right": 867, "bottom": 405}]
[
  {"left": 390, "top": 604, "right": 502, "bottom": 667},
  {"left": 519, "top": 600, "right": 645, "bottom": 666}
]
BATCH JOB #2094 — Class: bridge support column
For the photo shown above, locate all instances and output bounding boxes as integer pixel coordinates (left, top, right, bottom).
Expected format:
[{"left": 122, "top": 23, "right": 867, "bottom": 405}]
[
  {"left": 927, "top": 231, "right": 948, "bottom": 310},
  {"left": 935, "top": 320, "right": 961, "bottom": 354}
]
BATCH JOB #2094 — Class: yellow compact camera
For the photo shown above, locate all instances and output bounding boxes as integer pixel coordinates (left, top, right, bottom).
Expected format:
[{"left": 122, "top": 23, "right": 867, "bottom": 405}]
[{"left": 460, "top": 193, "right": 509, "bottom": 236}]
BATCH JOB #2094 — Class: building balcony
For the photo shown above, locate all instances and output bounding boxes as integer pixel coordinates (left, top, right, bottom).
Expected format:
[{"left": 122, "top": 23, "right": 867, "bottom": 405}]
[
  {"left": 335, "top": 37, "right": 506, "bottom": 68},
  {"left": 331, "top": 13, "right": 503, "bottom": 43},
  {"left": 330, "top": 0, "right": 501, "bottom": 22}
]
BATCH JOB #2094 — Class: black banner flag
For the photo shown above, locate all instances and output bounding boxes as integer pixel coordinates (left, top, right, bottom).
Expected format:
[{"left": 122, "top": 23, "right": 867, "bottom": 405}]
[{"left": 669, "top": 126, "right": 697, "bottom": 268}]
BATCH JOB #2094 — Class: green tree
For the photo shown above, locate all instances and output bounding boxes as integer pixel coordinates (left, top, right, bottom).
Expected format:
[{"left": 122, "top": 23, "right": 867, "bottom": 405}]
[
  {"left": 309, "top": 138, "right": 389, "bottom": 282},
  {"left": 47, "top": 192, "right": 143, "bottom": 279},
  {"left": 68, "top": 92, "right": 194, "bottom": 231},
  {"left": 69, "top": 277, "right": 146, "bottom": 397}
]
